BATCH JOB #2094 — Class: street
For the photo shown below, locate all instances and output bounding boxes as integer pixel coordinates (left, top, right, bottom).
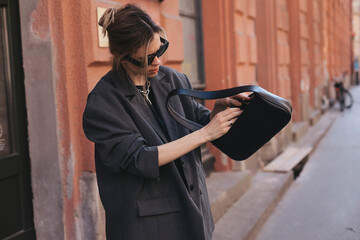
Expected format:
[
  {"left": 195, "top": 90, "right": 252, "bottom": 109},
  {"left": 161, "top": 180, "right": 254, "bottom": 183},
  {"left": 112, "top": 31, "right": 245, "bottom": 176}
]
[{"left": 255, "top": 85, "right": 360, "bottom": 240}]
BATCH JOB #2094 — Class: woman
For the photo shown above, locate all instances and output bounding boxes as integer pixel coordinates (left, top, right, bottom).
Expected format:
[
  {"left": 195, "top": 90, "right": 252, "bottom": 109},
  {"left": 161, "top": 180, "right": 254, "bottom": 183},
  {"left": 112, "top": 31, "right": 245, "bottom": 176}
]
[{"left": 83, "top": 4, "right": 249, "bottom": 240}]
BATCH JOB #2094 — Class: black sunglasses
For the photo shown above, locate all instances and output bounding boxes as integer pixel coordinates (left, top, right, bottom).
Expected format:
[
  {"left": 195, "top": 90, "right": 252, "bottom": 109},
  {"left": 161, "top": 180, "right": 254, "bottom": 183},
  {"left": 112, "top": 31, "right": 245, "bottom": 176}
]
[{"left": 124, "top": 37, "right": 169, "bottom": 68}]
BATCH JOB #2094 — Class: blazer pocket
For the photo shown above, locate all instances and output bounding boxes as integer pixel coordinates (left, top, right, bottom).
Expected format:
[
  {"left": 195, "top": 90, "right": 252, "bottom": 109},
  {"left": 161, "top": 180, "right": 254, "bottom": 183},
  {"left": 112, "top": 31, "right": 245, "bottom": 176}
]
[{"left": 137, "top": 196, "right": 180, "bottom": 217}]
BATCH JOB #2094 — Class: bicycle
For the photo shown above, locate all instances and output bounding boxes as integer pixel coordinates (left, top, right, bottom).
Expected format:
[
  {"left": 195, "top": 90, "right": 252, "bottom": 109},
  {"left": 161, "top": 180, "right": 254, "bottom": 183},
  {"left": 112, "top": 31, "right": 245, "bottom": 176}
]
[{"left": 333, "top": 75, "right": 353, "bottom": 111}]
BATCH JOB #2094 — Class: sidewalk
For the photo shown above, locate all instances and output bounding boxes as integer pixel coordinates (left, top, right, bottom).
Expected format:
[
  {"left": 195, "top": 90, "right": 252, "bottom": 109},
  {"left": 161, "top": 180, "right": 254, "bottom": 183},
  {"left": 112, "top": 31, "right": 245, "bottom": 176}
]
[
  {"left": 207, "top": 85, "right": 360, "bottom": 240},
  {"left": 255, "top": 86, "right": 360, "bottom": 240}
]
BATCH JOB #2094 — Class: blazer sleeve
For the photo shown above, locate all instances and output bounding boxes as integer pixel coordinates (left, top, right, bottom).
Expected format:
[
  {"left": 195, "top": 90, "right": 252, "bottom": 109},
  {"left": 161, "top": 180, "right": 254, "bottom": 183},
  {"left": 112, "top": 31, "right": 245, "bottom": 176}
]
[
  {"left": 83, "top": 94, "right": 159, "bottom": 179},
  {"left": 182, "top": 73, "right": 211, "bottom": 126}
]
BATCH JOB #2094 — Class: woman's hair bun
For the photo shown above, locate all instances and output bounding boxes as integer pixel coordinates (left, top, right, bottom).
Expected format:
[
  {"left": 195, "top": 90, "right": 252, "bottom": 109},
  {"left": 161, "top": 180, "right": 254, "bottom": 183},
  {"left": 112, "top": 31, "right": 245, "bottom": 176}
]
[{"left": 98, "top": 7, "right": 117, "bottom": 36}]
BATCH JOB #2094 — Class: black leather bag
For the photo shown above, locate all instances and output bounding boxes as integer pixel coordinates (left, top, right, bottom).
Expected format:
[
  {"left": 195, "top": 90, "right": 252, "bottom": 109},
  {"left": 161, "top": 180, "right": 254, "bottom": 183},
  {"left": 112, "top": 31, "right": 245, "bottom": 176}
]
[{"left": 166, "top": 85, "right": 292, "bottom": 161}]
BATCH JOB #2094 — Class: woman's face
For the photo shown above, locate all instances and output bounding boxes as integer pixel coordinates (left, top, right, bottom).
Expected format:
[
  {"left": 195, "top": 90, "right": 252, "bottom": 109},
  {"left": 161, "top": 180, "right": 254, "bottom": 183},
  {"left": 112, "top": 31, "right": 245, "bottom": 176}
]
[{"left": 122, "top": 33, "right": 163, "bottom": 79}]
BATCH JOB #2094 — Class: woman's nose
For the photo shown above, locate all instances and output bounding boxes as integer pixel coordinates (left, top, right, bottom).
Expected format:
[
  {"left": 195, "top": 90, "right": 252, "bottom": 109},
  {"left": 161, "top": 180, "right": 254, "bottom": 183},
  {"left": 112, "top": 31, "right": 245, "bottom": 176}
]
[{"left": 152, "top": 56, "right": 161, "bottom": 65}]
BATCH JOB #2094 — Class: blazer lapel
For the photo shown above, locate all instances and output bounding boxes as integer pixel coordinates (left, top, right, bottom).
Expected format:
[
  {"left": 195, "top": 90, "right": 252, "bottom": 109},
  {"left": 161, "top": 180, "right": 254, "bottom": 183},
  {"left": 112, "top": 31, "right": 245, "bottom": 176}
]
[
  {"left": 110, "top": 71, "right": 168, "bottom": 144},
  {"left": 149, "top": 69, "right": 181, "bottom": 142},
  {"left": 150, "top": 69, "right": 194, "bottom": 192}
]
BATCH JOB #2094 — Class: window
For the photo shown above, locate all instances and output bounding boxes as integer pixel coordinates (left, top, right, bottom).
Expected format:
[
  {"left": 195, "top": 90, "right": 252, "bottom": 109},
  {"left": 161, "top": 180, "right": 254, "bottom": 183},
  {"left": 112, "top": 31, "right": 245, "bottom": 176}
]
[
  {"left": 179, "top": 0, "right": 205, "bottom": 89},
  {"left": 0, "top": 7, "right": 11, "bottom": 157}
]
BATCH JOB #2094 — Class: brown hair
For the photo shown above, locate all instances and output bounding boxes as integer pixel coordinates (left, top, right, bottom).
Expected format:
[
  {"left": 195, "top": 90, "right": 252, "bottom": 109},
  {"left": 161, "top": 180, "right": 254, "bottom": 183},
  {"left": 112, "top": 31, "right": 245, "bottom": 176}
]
[{"left": 99, "top": 4, "right": 164, "bottom": 75}]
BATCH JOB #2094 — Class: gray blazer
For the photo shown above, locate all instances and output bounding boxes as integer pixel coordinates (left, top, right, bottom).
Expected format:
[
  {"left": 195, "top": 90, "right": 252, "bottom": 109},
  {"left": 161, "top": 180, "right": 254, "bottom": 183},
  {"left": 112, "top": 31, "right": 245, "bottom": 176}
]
[{"left": 83, "top": 66, "right": 214, "bottom": 240}]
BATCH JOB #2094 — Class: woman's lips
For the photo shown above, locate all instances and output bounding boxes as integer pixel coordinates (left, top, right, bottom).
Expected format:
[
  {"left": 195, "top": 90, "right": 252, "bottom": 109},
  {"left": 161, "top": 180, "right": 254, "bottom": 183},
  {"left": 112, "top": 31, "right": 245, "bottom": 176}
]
[{"left": 149, "top": 68, "right": 159, "bottom": 74}]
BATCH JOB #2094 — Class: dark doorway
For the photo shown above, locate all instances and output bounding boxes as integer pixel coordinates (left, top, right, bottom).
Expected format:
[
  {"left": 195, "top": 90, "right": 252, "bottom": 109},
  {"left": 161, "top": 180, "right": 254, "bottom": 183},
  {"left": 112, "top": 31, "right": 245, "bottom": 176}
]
[{"left": 0, "top": 0, "right": 35, "bottom": 239}]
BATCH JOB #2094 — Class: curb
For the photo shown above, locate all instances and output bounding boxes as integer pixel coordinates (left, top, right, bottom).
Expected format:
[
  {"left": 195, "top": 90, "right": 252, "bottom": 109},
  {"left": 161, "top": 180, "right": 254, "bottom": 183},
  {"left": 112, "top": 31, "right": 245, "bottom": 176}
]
[{"left": 212, "top": 171, "right": 293, "bottom": 240}]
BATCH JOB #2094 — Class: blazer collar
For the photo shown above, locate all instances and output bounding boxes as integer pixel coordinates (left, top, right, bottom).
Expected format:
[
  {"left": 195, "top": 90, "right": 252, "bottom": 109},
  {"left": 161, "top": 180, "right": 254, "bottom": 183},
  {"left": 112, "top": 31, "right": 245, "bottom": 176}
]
[
  {"left": 110, "top": 67, "right": 167, "bottom": 97},
  {"left": 110, "top": 69, "right": 169, "bottom": 143},
  {"left": 110, "top": 67, "right": 179, "bottom": 142},
  {"left": 110, "top": 69, "right": 137, "bottom": 98}
]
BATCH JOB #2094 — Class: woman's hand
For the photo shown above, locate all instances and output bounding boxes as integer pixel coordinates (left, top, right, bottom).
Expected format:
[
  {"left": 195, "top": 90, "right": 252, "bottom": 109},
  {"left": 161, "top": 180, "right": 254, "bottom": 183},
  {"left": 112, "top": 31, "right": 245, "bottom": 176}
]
[
  {"left": 158, "top": 107, "right": 242, "bottom": 166},
  {"left": 158, "top": 107, "right": 241, "bottom": 166},
  {"left": 157, "top": 95, "right": 247, "bottom": 166},
  {"left": 200, "top": 107, "right": 242, "bottom": 142},
  {"left": 210, "top": 93, "right": 251, "bottom": 119}
]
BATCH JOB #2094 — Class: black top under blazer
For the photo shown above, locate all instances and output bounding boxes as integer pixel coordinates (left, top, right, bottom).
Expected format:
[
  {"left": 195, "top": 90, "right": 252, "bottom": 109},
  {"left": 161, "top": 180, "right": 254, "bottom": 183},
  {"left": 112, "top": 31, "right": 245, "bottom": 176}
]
[{"left": 83, "top": 66, "right": 214, "bottom": 240}]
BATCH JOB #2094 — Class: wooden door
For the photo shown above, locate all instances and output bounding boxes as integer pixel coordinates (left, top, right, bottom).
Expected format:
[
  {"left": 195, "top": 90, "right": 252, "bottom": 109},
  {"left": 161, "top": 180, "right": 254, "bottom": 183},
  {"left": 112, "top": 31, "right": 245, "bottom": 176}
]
[{"left": 0, "top": 0, "right": 35, "bottom": 239}]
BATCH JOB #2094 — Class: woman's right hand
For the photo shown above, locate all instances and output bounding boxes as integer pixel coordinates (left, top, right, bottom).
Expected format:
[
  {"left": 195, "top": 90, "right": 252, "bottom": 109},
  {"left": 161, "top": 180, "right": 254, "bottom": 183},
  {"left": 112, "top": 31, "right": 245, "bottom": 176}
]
[
  {"left": 200, "top": 108, "right": 243, "bottom": 142},
  {"left": 157, "top": 107, "right": 242, "bottom": 166}
]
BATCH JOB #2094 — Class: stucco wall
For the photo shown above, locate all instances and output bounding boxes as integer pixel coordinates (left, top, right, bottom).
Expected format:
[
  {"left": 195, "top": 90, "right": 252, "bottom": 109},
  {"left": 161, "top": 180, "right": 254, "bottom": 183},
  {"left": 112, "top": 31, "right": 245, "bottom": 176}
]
[
  {"left": 19, "top": 0, "right": 353, "bottom": 238},
  {"left": 19, "top": 0, "right": 64, "bottom": 239}
]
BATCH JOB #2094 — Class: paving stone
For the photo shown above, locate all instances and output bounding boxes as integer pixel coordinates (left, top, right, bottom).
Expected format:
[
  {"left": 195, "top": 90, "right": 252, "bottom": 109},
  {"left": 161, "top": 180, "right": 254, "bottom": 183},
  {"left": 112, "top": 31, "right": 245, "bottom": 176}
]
[
  {"left": 213, "top": 171, "right": 293, "bottom": 240},
  {"left": 207, "top": 170, "right": 252, "bottom": 223}
]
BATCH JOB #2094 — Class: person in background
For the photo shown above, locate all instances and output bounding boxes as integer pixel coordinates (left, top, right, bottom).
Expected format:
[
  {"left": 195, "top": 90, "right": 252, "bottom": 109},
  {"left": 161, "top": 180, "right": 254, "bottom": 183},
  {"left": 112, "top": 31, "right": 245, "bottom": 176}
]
[
  {"left": 83, "top": 4, "right": 249, "bottom": 240},
  {"left": 354, "top": 57, "right": 359, "bottom": 85}
]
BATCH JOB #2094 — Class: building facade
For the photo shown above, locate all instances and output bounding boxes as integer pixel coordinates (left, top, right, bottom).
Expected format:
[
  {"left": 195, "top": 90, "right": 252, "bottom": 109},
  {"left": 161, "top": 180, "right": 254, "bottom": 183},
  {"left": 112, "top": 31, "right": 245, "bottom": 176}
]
[{"left": 0, "top": 0, "right": 352, "bottom": 239}]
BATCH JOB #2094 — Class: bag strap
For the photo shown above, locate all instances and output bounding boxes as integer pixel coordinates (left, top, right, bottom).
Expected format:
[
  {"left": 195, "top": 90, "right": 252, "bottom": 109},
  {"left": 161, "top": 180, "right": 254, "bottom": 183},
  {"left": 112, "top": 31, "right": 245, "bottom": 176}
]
[{"left": 166, "top": 85, "right": 262, "bottom": 132}]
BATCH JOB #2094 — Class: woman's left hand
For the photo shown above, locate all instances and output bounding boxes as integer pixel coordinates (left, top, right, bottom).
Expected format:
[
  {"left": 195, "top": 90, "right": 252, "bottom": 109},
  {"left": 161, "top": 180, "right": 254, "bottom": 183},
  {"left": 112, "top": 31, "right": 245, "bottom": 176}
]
[{"left": 210, "top": 93, "right": 251, "bottom": 119}]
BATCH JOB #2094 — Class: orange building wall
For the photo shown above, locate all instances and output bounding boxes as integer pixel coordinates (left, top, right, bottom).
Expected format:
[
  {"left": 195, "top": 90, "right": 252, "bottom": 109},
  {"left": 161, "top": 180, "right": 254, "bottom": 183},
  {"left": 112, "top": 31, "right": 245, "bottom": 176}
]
[
  {"left": 31, "top": 0, "right": 185, "bottom": 239},
  {"left": 26, "top": 0, "right": 353, "bottom": 238},
  {"left": 202, "top": 0, "right": 261, "bottom": 172},
  {"left": 277, "top": 0, "right": 292, "bottom": 99}
]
